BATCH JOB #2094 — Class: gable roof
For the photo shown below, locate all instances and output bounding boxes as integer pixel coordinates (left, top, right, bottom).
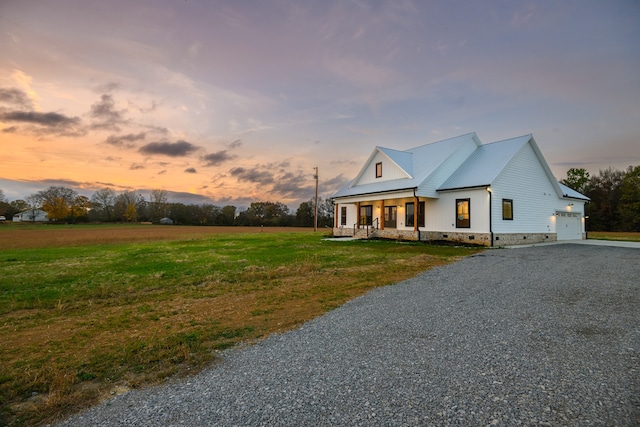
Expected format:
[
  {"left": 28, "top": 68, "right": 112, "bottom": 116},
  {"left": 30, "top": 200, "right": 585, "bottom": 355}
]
[
  {"left": 437, "top": 134, "right": 586, "bottom": 200},
  {"left": 349, "top": 147, "right": 413, "bottom": 187},
  {"left": 378, "top": 147, "right": 413, "bottom": 177},
  {"left": 332, "top": 132, "right": 589, "bottom": 201},
  {"left": 333, "top": 133, "right": 481, "bottom": 198},
  {"left": 437, "top": 134, "right": 532, "bottom": 191}
]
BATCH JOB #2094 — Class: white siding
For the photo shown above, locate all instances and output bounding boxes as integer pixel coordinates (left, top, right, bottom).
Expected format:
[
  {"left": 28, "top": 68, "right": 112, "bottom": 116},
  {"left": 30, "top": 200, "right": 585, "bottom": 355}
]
[
  {"left": 426, "top": 188, "right": 489, "bottom": 232},
  {"left": 490, "top": 143, "right": 560, "bottom": 234},
  {"left": 336, "top": 203, "right": 357, "bottom": 229},
  {"left": 355, "top": 151, "right": 409, "bottom": 186}
]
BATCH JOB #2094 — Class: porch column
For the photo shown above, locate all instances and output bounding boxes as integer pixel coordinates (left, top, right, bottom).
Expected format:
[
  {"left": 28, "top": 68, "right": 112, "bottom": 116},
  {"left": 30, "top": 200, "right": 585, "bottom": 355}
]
[
  {"left": 414, "top": 195, "right": 419, "bottom": 232},
  {"left": 334, "top": 204, "right": 338, "bottom": 228},
  {"left": 380, "top": 200, "right": 385, "bottom": 230},
  {"left": 356, "top": 202, "right": 360, "bottom": 229}
]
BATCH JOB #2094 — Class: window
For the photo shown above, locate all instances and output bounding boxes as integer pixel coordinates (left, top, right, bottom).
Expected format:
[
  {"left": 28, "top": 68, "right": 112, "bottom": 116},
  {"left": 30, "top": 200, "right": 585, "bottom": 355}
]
[
  {"left": 456, "top": 199, "right": 470, "bottom": 228},
  {"left": 406, "top": 202, "right": 414, "bottom": 227},
  {"left": 359, "top": 205, "right": 373, "bottom": 226},
  {"left": 417, "top": 201, "right": 425, "bottom": 227},
  {"left": 502, "top": 199, "right": 513, "bottom": 220},
  {"left": 341, "top": 206, "right": 347, "bottom": 226},
  {"left": 406, "top": 201, "right": 425, "bottom": 227},
  {"left": 375, "top": 162, "right": 382, "bottom": 178}
]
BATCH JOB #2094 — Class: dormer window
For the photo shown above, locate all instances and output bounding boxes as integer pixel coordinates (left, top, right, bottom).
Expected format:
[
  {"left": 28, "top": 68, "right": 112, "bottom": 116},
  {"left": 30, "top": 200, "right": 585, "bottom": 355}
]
[{"left": 375, "top": 162, "right": 382, "bottom": 178}]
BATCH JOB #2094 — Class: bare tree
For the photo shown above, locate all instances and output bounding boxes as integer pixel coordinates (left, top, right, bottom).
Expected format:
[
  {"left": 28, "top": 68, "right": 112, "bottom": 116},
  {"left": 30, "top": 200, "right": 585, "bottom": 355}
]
[
  {"left": 24, "top": 194, "right": 42, "bottom": 222},
  {"left": 91, "top": 188, "right": 117, "bottom": 221},
  {"left": 114, "top": 191, "right": 145, "bottom": 222},
  {"left": 149, "top": 189, "right": 169, "bottom": 221}
]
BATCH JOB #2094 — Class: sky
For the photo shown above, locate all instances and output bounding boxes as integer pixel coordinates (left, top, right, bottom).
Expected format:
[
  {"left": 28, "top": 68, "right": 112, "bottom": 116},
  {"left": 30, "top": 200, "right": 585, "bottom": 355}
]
[{"left": 1, "top": 0, "right": 639, "bottom": 208}]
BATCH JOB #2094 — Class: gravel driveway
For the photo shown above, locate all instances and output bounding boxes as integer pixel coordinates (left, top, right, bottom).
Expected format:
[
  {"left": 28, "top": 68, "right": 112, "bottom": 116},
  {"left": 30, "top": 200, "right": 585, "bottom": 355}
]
[{"left": 58, "top": 244, "right": 639, "bottom": 426}]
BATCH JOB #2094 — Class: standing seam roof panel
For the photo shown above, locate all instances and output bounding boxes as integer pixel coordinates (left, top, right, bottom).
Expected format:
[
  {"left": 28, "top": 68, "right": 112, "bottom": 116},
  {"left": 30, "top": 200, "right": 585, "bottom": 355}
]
[{"left": 437, "top": 135, "right": 531, "bottom": 191}]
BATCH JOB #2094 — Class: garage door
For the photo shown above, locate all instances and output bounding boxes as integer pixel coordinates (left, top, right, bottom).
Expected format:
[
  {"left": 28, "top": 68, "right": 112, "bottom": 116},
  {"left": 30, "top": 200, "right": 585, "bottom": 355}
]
[{"left": 556, "top": 212, "right": 582, "bottom": 240}]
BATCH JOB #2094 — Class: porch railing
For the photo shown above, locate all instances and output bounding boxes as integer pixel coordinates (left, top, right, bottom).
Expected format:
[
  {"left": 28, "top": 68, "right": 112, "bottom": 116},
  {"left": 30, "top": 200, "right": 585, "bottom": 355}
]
[{"left": 353, "top": 217, "right": 379, "bottom": 237}]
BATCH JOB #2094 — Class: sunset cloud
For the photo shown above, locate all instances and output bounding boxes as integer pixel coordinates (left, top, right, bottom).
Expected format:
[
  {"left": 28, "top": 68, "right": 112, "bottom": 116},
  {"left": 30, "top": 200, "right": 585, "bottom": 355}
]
[
  {"left": 105, "top": 132, "right": 146, "bottom": 148},
  {"left": 89, "top": 94, "right": 127, "bottom": 131},
  {"left": 0, "top": 110, "right": 80, "bottom": 127},
  {"left": 229, "top": 167, "right": 275, "bottom": 185},
  {"left": 202, "top": 150, "right": 236, "bottom": 167},
  {"left": 0, "top": 88, "right": 34, "bottom": 109},
  {"left": 139, "top": 140, "right": 200, "bottom": 157}
]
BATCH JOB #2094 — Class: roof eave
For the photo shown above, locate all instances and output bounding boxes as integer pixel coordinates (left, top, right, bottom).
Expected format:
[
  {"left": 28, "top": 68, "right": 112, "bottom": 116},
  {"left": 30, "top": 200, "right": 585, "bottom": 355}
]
[
  {"left": 333, "top": 186, "right": 418, "bottom": 200},
  {"left": 562, "top": 193, "right": 591, "bottom": 201},
  {"left": 436, "top": 184, "right": 491, "bottom": 192}
]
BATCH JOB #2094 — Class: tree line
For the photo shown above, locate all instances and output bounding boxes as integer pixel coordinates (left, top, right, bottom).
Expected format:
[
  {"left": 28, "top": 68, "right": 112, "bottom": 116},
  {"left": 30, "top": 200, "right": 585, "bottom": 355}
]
[
  {"left": 0, "top": 186, "right": 335, "bottom": 228},
  {"left": 561, "top": 165, "right": 640, "bottom": 232}
]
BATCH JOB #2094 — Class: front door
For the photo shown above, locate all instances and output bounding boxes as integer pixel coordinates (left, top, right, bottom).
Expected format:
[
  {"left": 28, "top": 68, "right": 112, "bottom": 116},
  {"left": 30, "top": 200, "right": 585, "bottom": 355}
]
[
  {"left": 359, "top": 205, "right": 373, "bottom": 226},
  {"left": 384, "top": 206, "right": 397, "bottom": 228}
]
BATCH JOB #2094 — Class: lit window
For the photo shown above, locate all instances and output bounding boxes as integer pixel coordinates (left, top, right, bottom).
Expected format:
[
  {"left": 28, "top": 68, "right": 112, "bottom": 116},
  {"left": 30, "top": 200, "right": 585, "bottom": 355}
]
[
  {"left": 456, "top": 199, "right": 470, "bottom": 228},
  {"left": 375, "top": 162, "right": 382, "bottom": 178},
  {"left": 502, "top": 199, "right": 513, "bottom": 220}
]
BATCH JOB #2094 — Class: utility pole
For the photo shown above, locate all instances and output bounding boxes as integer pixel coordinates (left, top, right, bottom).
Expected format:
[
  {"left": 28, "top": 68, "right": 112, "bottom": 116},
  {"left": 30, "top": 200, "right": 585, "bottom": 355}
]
[{"left": 314, "top": 166, "right": 318, "bottom": 232}]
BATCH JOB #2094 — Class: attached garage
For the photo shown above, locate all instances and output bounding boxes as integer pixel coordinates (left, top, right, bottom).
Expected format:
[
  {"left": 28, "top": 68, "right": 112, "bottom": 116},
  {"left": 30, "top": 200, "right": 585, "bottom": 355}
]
[{"left": 556, "top": 212, "right": 582, "bottom": 240}]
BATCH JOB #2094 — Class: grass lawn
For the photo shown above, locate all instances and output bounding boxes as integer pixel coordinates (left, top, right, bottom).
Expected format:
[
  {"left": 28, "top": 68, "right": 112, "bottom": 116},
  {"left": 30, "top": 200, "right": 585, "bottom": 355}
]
[
  {"left": 0, "top": 224, "right": 480, "bottom": 426},
  {"left": 588, "top": 231, "right": 640, "bottom": 242}
]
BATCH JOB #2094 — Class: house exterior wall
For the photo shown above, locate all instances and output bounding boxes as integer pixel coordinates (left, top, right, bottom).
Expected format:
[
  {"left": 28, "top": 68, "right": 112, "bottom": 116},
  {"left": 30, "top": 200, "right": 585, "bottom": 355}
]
[
  {"left": 426, "top": 188, "right": 489, "bottom": 232},
  {"left": 355, "top": 151, "right": 409, "bottom": 186},
  {"left": 489, "top": 142, "right": 586, "bottom": 241},
  {"left": 334, "top": 189, "right": 493, "bottom": 245},
  {"left": 13, "top": 209, "right": 49, "bottom": 222},
  {"left": 490, "top": 143, "right": 559, "bottom": 234}
]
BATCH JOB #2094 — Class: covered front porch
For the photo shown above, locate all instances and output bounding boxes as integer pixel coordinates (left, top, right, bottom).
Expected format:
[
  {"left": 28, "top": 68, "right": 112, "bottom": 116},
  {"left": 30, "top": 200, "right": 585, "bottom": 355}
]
[
  {"left": 332, "top": 190, "right": 494, "bottom": 246},
  {"left": 332, "top": 193, "right": 427, "bottom": 240}
]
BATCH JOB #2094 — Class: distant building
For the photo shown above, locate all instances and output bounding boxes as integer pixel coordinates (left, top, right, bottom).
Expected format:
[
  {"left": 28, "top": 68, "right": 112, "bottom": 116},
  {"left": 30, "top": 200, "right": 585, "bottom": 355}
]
[
  {"left": 13, "top": 209, "right": 49, "bottom": 222},
  {"left": 159, "top": 217, "right": 174, "bottom": 225}
]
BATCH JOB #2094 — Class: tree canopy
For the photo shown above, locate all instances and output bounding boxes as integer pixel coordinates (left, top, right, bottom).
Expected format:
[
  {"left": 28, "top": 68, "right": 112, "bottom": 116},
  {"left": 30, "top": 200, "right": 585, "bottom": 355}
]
[
  {"left": 0, "top": 185, "right": 334, "bottom": 227},
  {"left": 562, "top": 165, "right": 640, "bottom": 231}
]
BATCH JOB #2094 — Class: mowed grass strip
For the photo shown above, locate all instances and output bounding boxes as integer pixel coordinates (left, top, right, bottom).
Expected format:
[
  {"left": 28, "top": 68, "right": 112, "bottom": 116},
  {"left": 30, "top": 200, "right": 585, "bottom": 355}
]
[
  {"left": 0, "top": 227, "right": 480, "bottom": 426},
  {"left": 588, "top": 231, "right": 640, "bottom": 242}
]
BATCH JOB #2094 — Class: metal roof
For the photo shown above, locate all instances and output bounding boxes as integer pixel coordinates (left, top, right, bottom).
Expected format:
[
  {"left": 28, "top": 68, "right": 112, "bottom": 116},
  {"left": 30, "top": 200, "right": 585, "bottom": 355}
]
[
  {"left": 332, "top": 132, "right": 589, "bottom": 201},
  {"left": 377, "top": 147, "right": 413, "bottom": 177},
  {"left": 437, "top": 135, "right": 531, "bottom": 191},
  {"left": 559, "top": 183, "right": 590, "bottom": 200},
  {"left": 333, "top": 133, "right": 479, "bottom": 198}
]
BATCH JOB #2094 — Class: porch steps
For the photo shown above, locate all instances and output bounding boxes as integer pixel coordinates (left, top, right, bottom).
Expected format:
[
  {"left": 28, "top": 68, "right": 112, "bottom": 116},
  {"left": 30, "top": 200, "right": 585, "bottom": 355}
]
[{"left": 353, "top": 229, "right": 377, "bottom": 239}]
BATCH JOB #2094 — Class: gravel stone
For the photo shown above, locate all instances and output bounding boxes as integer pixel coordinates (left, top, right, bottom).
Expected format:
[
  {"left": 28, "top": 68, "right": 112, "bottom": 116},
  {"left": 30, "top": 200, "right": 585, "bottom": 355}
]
[{"left": 56, "top": 244, "right": 639, "bottom": 426}]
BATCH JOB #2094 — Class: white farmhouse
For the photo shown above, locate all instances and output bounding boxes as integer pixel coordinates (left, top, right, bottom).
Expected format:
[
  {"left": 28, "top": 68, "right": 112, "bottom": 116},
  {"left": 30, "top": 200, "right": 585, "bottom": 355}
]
[
  {"left": 331, "top": 133, "right": 589, "bottom": 246},
  {"left": 13, "top": 209, "right": 49, "bottom": 222}
]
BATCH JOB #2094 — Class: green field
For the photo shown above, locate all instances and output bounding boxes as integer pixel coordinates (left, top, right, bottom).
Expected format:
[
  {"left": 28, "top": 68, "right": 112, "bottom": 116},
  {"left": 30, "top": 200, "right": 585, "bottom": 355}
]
[
  {"left": 588, "top": 231, "right": 640, "bottom": 242},
  {"left": 0, "top": 226, "right": 480, "bottom": 426}
]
